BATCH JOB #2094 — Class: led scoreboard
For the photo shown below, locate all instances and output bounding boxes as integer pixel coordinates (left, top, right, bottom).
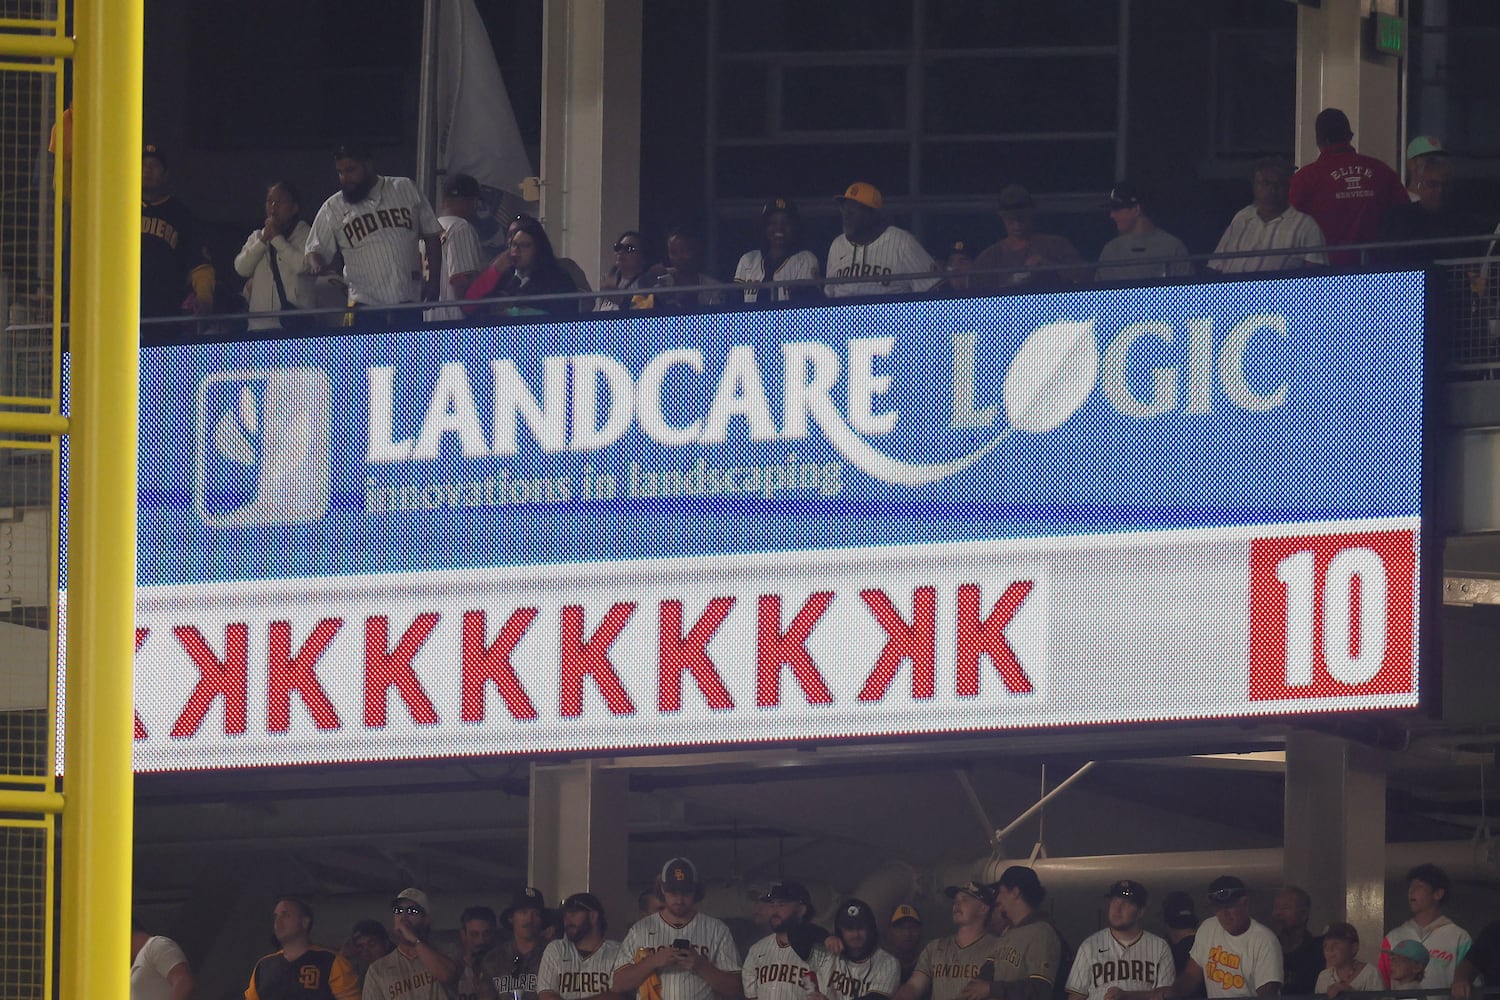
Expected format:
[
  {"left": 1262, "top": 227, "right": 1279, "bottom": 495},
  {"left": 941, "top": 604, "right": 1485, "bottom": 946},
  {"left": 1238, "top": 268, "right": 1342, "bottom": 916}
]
[{"left": 60, "top": 272, "right": 1429, "bottom": 771}]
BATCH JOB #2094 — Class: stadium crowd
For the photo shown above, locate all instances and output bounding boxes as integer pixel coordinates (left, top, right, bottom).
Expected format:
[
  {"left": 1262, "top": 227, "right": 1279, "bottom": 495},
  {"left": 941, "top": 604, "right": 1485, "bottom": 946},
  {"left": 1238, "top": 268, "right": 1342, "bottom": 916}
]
[
  {"left": 130, "top": 859, "right": 1500, "bottom": 1000},
  {"left": 130, "top": 107, "right": 1496, "bottom": 335}
]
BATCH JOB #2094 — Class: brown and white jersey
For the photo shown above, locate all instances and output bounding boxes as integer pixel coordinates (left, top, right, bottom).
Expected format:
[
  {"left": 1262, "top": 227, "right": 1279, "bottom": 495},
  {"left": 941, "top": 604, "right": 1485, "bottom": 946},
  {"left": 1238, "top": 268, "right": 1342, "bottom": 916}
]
[
  {"left": 1065, "top": 928, "right": 1174, "bottom": 1000},
  {"left": 742, "top": 935, "right": 816, "bottom": 1000},
  {"left": 538, "top": 938, "right": 626, "bottom": 1000},
  {"left": 305, "top": 175, "right": 440, "bottom": 307},
  {"left": 615, "top": 911, "right": 740, "bottom": 1000},
  {"left": 824, "top": 226, "right": 939, "bottom": 298},
  {"left": 809, "top": 947, "right": 901, "bottom": 1000}
]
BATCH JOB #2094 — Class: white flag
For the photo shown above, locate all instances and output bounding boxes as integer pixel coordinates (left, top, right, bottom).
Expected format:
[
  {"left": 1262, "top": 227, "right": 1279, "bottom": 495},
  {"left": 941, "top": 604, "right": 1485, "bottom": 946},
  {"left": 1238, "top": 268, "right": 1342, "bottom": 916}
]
[{"left": 436, "top": 0, "right": 534, "bottom": 249}]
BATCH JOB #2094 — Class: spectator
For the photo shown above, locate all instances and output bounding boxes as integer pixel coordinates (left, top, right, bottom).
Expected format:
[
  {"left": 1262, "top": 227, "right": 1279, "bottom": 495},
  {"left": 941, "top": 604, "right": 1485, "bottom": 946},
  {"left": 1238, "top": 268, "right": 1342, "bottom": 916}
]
[
  {"left": 1379, "top": 863, "right": 1472, "bottom": 989},
  {"left": 465, "top": 215, "right": 579, "bottom": 317},
  {"left": 825, "top": 182, "right": 940, "bottom": 298},
  {"left": 1382, "top": 155, "right": 1482, "bottom": 264},
  {"left": 1064, "top": 880, "right": 1174, "bottom": 1000},
  {"left": 140, "top": 143, "right": 215, "bottom": 319},
  {"left": 942, "top": 240, "right": 976, "bottom": 292},
  {"left": 1170, "top": 876, "right": 1281, "bottom": 999},
  {"left": 1288, "top": 108, "right": 1408, "bottom": 267},
  {"left": 365, "top": 887, "right": 460, "bottom": 999},
  {"left": 480, "top": 887, "right": 549, "bottom": 1000},
  {"left": 544, "top": 909, "right": 565, "bottom": 945},
  {"left": 890, "top": 880, "right": 1000, "bottom": 1000},
  {"left": 537, "top": 892, "right": 626, "bottom": 1000},
  {"left": 130, "top": 919, "right": 194, "bottom": 1000},
  {"left": 1451, "top": 917, "right": 1500, "bottom": 999},
  {"left": 734, "top": 197, "right": 822, "bottom": 304},
  {"left": 967, "top": 866, "right": 1062, "bottom": 1000},
  {"left": 1209, "top": 160, "right": 1327, "bottom": 274},
  {"left": 649, "top": 227, "right": 726, "bottom": 309},
  {"left": 811, "top": 899, "right": 902, "bottom": 1000},
  {"left": 743, "top": 882, "right": 827, "bottom": 1000},
  {"left": 344, "top": 919, "right": 394, "bottom": 990},
  {"left": 1405, "top": 136, "right": 1445, "bottom": 201},
  {"left": 595, "top": 230, "right": 654, "bottom": 311},
  {"left": 973, "top": 185, "right": 1085, "bottom": 290},
  {"left": 613, "top": 856, "right": 741, "bottom": 1000},
  {"left": 304, "top": 142, "right": 443, "bottom": 326},
  {"left": 234, "top": 180, "right": 313, "bottom": 331},
  {"left": 637, "top": 888, "right": 664, "bottom": 923},
  {"left": 245, "top": 896, "right": 360, "bottom": 1000},
  {"left": 1315, "top": 922, "right": 1383, "bottom": 997},
  {"left": 888, "top": 906, "right": 924, "bottom": 985},
  {"left": 1270, "top": 886, "right": 1323, "bottom": 996},
  {"left": 1159, "top": 894, "right": 1198, "bottom": 983},
  {"left": 453, "top": 905, "right": 498, "bottom": 1000},
  {"left": 426, "top": 173, "right": 488, "bottom": 323},
  {"left": 1381, "top": 940, "right": 1429, "bottom": 992},
  {"left": 1097, "top": 183, "right": 1191, "bottom": 283}
]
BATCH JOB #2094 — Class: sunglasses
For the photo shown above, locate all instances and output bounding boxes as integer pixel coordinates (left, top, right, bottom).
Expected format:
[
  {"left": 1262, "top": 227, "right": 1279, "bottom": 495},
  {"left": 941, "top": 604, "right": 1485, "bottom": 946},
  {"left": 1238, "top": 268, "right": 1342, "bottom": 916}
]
[
  {"left": 614, "top": 242, "right": 641, "bottom": 253},
  {"left": 393, "top": 905, "right": 425, "bottom": 916}
]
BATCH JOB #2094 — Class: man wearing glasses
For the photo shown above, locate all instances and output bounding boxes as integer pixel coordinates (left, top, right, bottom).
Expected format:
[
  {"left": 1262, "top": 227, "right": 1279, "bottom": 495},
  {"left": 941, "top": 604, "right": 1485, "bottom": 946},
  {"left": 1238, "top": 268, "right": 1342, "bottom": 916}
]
[
  {"left": 1170, "top": 877, "right": 1281, "bottom": 999},
  {"left": 363, "top": 888, "right": 460, "bottom": 1000}
]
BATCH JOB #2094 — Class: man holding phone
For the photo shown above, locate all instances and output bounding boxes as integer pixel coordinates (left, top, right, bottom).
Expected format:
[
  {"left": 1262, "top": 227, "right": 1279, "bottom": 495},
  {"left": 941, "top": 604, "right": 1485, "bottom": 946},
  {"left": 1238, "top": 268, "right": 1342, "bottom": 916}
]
[{"left": 614, "top": 857, "right": 742, "bottom": 1000}]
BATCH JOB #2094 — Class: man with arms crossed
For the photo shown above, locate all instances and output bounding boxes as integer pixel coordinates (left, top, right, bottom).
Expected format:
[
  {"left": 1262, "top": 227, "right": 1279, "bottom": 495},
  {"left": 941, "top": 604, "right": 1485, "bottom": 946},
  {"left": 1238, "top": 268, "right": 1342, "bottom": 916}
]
[
  {"left": 615, "top": 857, "right": 742, "bottom": 1000},
  {"left": 1065, "top": 881, "right": 1173, "bottom": 1000},
  {"left": 538, "top": 892, "right": 625, "bottom": 1000},
  {"left": 891, "top": 880, "right": 1001, "bottom": 1000}
]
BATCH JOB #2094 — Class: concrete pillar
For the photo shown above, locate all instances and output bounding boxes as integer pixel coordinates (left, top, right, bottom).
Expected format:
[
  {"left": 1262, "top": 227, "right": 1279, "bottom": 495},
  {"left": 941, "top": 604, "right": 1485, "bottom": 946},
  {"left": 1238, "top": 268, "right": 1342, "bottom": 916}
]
[
  {"left": 540, "top": 0, "right": 642, "bottom": 291},
  {"left": 1283, "top": 731, "right": 1387, "bottom": 953},
  {"left": 529, "top": 760, "right": 632, "bottom": 931},
  {"left": 1296, "top": 0, "right": 1403, "bottom": 169}
]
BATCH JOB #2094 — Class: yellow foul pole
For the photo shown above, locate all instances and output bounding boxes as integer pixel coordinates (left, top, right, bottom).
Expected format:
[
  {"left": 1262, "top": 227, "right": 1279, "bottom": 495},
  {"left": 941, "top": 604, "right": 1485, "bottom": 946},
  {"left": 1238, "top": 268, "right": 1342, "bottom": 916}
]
[{"left": 61, "top": 0, "right": 144, "bottom": 996}]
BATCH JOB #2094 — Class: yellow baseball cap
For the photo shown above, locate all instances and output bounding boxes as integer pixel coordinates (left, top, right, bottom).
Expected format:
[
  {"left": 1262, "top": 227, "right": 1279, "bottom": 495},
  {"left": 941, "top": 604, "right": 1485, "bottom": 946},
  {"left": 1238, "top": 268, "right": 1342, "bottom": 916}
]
[
  {"left": 836, "top": 182, "right": 883, "bottom": 210},
  {"left": 890, "top": 903, "right": 922, "bottom": 925}
]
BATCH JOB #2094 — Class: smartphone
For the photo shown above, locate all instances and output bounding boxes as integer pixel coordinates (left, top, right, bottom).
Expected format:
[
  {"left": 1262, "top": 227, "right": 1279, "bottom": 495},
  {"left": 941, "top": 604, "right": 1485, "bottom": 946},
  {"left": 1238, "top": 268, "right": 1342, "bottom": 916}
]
[{"left": 673, "top": 938, "right": 691, "bottom": 951}]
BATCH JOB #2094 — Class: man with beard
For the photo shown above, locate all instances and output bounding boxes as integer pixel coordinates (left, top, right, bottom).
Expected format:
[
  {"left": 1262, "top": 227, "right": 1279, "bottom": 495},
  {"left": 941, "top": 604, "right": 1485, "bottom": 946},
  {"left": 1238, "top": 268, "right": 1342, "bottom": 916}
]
[
  {"left": 742, "top": 882, "right": 831, "bottom": 1000},
  {"left": 246, "top": 897, "right": 360, "bottom": 1000},
  {"left": 810, "top": 899, "right": 901, "bottom": 1000},
  {"left": 614, "top": 856, "right": 741, "bottom": 1000},
  {"left": 538, "top": 892, "right": 626, "bottom": 1000},
  {"left": 1064, "top": 881, "right": 1173, "bottom": 1000},
  {"left": 892, "top": 881, "right": 1002, "bottom": 1000},
  {"left": 305, "top": 142, "right": 442, "bottom": 324},
  {"left": 363, "top": 888, "right": 460, "bottom": 1000},
  {"left": 140, "top": 143, "right": 216, "bottom": 319},
  {"left": 452, "top": 906, "right": 497, "bottom": 1000},
  {"left": 480, "top": 887, "right": 549, "bottom": 1000},
  {"left": 824, "top": 182, "right": 940, "bottom": 299}
]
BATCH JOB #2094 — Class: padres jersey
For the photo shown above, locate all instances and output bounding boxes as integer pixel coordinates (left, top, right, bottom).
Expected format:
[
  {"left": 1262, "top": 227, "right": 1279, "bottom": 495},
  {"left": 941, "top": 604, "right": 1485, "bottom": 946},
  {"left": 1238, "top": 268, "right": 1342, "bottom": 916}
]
[
  {"left": 361, "top": 948, "right": 452, "bottom": 1000},
  {"left": 914, "top": 933, "right": 1002, "bottom": 1000},
  {"left": 743, "top": 934, "right": 816, "bottom": 1000},
  {"left": 824, "top": 226, "right": 939, "bottom": 298},
  {"left": 247, "top": 945, "right": 360, "bottom": 1000},
  {"left": 141, "top": 196, "right": 214, "bottom": 317},
  {"left": 734, "top": 249, "right": 822, "bottom": 303},
  {"left": 480, "top": 940, "right": 546, "bottom": 1000},
  {"left": 1065, "top": 928, "right": 1174, "bottom": 1000},
  {"left": 616, "top": 910, "right": 740, "bottom": 1000},
  {"left": 426, "top": 214, "right": 487, "bottom": 322},
  {"left": 305, "top": 175, "right": 441, "bottom": 307},
  {"left": 992, "top": 918, "right": 1062, "bottom": 988},
  {"left": 809, "top": 948, "right": 901, "bottom": 1000},
  {"left": 538, "top": 938, "right": 626, "bottom": 999}
]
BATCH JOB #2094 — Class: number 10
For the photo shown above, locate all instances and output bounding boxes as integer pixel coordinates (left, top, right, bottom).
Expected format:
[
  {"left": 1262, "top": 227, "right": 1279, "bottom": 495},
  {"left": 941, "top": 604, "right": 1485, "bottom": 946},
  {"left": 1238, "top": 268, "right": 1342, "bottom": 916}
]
[{"left": 1275, "top": 547, "right": 1388, "bottom": 686}]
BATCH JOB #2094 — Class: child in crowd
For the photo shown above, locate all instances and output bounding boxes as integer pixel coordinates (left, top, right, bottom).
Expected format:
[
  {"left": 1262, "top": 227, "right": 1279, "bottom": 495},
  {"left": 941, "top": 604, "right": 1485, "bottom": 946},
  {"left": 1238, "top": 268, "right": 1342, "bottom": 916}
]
[{"left": 1384, "top": 939, "right": 1431, "bottom": 992}]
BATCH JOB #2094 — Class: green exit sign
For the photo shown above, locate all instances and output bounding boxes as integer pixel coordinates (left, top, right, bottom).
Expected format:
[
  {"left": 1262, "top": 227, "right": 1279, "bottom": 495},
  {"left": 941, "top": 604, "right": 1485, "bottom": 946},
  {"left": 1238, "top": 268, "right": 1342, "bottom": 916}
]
[{"left": 1374, "top": 12, "right": 1404, "bottom": 56}]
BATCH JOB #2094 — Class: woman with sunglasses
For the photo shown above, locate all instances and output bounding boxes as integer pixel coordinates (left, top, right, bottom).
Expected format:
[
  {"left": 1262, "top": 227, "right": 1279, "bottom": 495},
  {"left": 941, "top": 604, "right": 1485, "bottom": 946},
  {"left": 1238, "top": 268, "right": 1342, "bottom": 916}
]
[
  {"left": 464, "top": 215, "right": 578, "bottom": 317},
  {"left": 595, "top": 230, "right": 654, "bottom": 311}
]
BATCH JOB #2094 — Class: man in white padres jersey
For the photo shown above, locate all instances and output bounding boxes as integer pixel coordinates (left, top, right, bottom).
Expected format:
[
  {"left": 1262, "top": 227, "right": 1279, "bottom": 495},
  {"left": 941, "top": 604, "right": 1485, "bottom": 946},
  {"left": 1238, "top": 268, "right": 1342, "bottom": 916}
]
[
  {"left": 425, "top": 172, "right": 488, "bottom": 322},
  {"left": 744, "top": 882, "right": 830, "bottom": 1000},
  {"left": 811, "top": 899, "right": 901, "bottom": 1000},
  {"left": 305, "top": 142, "right": 443, "bottom": 319},
  {"left": 538, "top": 893, "right": 625, "bottom": 1000},
  {"left": 1065, "top": 881, "right": 1174, "bottom": 1000},
  {"left": 892, "top": 881, "right": 1001, "bottom": 1000},
  {"left": 824, "top": 182, "right": 940, "bottom": 299},
  {"left": 615, "top": 857, "right": 742, "bottom": 1000}
]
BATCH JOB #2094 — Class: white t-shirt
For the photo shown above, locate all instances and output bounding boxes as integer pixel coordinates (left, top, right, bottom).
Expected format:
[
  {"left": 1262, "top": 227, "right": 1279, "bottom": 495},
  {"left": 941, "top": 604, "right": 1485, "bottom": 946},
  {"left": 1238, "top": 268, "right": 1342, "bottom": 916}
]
[
  {"left": 616, "top": 911, "right": 740, "bottom": 1000},
  {"left": 743, "top": 934, "right": 817, "bottom": 1000},
  {"left": 1189, "top": 918, "right": 1282, "bottom": 998},
  {"left": 1381, "top": 916, "right": 1473, "bottom": 988},
  {"left": 539, "top": 938, "right": 626, "bottom": 999},
  {"left": 131, "top": 935, "right": 189, "bottom": 1000},
  {"left": 824, "top": 227, "right": 939, "bottom": 298},
  {"left": 1066, "top": 928, "right": 1175, "bottom": 1000},
  {"left": 809, "top": 947, "right": 901, "bottom": 1000},
  {"left": 734, "top": 249, "right": 822, "bottom": 303},
  {"left": 1314, "top": 964, "right": 1384, "bottom": 994}
]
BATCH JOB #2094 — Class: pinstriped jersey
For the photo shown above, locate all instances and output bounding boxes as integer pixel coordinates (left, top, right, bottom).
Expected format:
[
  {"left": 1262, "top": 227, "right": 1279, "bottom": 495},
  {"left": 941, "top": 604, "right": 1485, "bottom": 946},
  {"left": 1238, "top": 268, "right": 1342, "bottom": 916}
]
[
  {"left": 1064, "top": 928, "right": 1174, "bottom": 1000},
  {"left": 742, "top": 934, "right": 815, "bottom": 1000},
  {"left": 824, "top": 227, "right": 939, "bottom": 298},
  {"left": 305, "top": 175, "right": 441, "bottom": 307},
  {"left": 538, "top": 938, "right": 626, "bottom": 999},
  {"left": 809, "top": 947, "right": 901, "bottom": 1000},
  {"left": 615, "top": 911, "right": 740, "bottom": 1000}
]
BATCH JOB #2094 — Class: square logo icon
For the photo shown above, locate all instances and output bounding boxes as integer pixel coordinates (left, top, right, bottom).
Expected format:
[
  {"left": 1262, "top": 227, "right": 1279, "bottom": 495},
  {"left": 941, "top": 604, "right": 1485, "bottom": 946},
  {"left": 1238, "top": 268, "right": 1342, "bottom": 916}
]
[{"left": 194, "top": 367, "right": 331, "bottom": 527}]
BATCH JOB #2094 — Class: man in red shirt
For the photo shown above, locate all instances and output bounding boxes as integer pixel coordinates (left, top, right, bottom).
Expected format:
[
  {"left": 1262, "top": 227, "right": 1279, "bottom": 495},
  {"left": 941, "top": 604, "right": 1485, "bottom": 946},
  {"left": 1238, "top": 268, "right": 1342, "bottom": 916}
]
[{"left": 1288, "top": 108, "right": 1408, "bottom": 267}]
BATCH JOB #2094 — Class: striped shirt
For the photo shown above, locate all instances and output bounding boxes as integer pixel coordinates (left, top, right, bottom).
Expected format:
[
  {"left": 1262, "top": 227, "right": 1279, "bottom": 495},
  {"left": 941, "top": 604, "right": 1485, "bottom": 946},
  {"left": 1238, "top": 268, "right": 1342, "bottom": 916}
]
[
  {"left": 305, "top": 175, "right": 441, "bottom": 307},
  {"left": 538, "top": 939, "right": 626, "bottom": 1000},
  {"left": 615, "top": 911, "right": 740, "bottom": 1000},
  {"left": 1211, "top": 205, "right": 1327, "bottom": 273},
  {"left": 809, "top": 947, "right": 901, "bottom": 1000}
]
